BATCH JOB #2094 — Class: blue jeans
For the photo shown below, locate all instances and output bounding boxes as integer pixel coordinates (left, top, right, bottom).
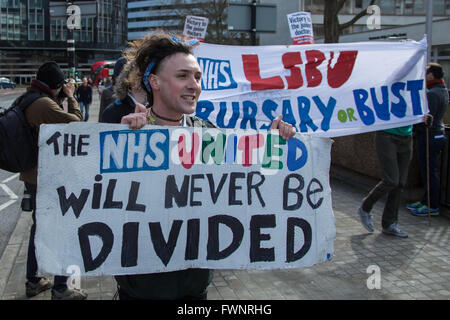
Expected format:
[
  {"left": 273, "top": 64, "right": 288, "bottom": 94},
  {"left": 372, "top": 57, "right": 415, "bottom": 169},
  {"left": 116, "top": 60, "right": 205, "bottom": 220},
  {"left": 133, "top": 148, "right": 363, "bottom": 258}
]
[
  {"left": 416, "top": 131, "right": 446, "bottom": 208},
  {"left": 25, "top": 182, "right": 68, "bottom": 291},
  {"left": 79, "top": 102, "right": 90, "bottom": 122}
]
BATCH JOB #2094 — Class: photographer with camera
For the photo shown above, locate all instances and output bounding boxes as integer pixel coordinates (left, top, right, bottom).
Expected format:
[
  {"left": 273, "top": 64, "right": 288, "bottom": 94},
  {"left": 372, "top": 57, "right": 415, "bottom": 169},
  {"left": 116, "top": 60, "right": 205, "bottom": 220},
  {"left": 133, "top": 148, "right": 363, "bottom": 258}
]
[{"left": 20, "top": 61, "right": 87, "bottom": 300}]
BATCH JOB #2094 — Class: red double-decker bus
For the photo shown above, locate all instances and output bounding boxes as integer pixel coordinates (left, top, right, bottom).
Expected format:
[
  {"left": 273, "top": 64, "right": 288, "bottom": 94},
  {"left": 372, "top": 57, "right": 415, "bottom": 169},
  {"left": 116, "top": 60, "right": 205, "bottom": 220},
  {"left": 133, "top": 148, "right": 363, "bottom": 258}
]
[{"left": 90, "top": 61, "right": 115, "bottom": 86}]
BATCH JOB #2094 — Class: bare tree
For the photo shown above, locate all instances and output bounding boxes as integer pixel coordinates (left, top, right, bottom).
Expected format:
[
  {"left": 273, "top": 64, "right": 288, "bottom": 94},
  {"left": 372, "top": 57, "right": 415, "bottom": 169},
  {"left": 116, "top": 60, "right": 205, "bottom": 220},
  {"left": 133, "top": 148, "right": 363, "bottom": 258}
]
[{"left": 324, "top": 0, "right": 376, "bottom": 43}]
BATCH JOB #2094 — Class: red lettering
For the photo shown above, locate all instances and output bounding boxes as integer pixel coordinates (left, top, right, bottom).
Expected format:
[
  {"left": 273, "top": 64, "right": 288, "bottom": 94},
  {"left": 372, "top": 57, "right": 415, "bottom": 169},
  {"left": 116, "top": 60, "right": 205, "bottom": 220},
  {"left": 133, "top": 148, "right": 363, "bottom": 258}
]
[
  {"left": 238, "top": 134, "right": 264, "bottom": 167},
  {"left": 241, "top": 50, "right": 356, "bottom": 91},
  {"left": 178, "top": 133, "right": 199, "bottom": 169},
  {"left": 305, "top": 50, "right": 325, "bottom": 87},
  {"left": 282, "top": 52, "right": 303, "bottom": 89},
  {"left": 327, "top": 51, "right": 358, "bottom": 88},
  {"left": 242, "top": 54, "right": 284, "bottom": 91}
]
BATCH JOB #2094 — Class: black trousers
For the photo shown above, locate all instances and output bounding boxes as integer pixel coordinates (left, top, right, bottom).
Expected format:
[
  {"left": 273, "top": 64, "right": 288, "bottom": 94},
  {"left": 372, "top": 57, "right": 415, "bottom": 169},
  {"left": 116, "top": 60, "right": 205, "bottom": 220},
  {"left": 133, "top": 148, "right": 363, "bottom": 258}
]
[{"left": 25, "top": 182, "right": 68, "bottom": 290}]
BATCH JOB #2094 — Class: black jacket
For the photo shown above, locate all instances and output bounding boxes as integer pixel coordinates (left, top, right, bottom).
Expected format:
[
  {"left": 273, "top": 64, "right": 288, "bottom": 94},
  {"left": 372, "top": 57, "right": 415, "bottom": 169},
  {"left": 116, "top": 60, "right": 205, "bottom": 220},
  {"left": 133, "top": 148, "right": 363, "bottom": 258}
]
[
  {"left": 75, "top": 84, "right": 92, "bottom": 104},
  {"left": 100, "top": 94, "right": 136, "bottom": 124},
  {"left": 415, "top": 83, "right": 449, "bottom": 136},
  {"left": 98, "top": 86, "right": 115, "bottom": 121}
]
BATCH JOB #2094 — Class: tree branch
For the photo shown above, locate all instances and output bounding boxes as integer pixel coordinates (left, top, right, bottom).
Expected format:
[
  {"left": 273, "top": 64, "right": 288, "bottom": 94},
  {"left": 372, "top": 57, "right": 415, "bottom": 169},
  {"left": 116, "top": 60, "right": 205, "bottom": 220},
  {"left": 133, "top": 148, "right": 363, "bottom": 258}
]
[{"left": 338, "top": 0, "right": 376, "bottom": 31}]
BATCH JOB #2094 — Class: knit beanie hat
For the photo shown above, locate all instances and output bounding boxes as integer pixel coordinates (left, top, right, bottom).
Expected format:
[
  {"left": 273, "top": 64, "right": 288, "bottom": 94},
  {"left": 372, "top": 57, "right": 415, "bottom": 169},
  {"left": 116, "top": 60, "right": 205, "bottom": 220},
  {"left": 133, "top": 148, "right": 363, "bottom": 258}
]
[
  {"left": 113, "top": 57, "right": 127, "bottom": 80},
  {"left": 36, "top": 61, "right": 65, "bottom": 89}
]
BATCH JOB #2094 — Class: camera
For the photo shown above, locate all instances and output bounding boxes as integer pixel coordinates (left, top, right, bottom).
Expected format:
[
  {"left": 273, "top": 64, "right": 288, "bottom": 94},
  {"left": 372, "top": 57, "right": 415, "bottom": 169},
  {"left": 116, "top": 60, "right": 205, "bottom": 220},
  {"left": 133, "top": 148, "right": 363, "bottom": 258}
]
[{"left": 57, "top": 79, "right": 70, "bottom": 99}]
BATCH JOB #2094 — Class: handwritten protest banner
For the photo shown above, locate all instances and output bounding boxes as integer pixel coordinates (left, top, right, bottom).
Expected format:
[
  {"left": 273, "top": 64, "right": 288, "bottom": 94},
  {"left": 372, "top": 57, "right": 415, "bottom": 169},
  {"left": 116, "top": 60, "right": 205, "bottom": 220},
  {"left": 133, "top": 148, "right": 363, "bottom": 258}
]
[
  {"left": 287, "top": 12, "right": 314, "bottom": 45},
  {"left": 35, "top": 123, "right": 335, "bottom": 276},
  {"left": 183, "top": 15, "right": 209, "bottom": 42},
  {"left": 194, "top": 38, "right": 428, "bottom": 137}
]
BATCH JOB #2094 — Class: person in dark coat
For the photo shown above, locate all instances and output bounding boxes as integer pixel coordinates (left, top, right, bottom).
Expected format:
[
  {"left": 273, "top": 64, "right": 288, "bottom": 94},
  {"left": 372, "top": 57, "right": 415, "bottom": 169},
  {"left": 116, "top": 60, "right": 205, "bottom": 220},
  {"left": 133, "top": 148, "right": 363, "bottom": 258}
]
[
  {"left": 98, "top": 57, "right": 128, "bottom": 121},
  {"left": 75, "top": 77, "right": 93, "bottom": 121},
  {"left": 407, "top": 63, "right": 449, "bottom": 216},
  {"left": 100, "top": 57, "right": 148, "bottom": 123}
]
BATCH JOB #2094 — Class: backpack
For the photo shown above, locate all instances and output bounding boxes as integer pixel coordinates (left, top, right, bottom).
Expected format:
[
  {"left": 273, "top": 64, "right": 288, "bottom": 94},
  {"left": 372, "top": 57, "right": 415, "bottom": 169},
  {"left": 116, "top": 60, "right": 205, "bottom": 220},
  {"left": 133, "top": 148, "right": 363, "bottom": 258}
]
[{"left": 0, "top": 91, "right": 48, "bottom": 173}]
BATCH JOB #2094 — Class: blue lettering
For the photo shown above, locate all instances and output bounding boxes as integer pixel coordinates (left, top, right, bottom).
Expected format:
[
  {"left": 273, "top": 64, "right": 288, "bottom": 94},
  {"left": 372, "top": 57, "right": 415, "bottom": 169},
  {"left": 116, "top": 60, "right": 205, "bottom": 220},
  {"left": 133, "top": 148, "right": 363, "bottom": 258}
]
[
  {"left": 216, "top": 102, "right": 240, "bottom": 128},
  {"left": 296, "top": 96, "right": 318, "bottom": 133},
  {"left": 407, "top": 80, "right": 424, "bottom": 115},
  {"left": 260, "top": 99, "right": 278, "bottom": 130},
  {"left": 195, "top": 100, "right": 214, "bottom": 121},
  {"left": 198, "top": 57, "right": 237, "bottom": 91},
  {"left": 282, "top": 100, "right": 297, "bottom": 127},
  {"left": 241, "top": 100, "right": 257, "bottom": 129},
  {"left": 390, "top": 82, "right": 407, "bottom": 118},
  {"left": 312, "top": 96, "right": 336, "bottom": 132},
  {"left": 100, "top": 129, "right": 169, "bottom": 173},
  {"left": 287, "top": 137, "right": 308, "bottom": 171},
  {"left": 353, "top": 89, "right": 375, "bottom": 126},
  {"left": 370, "top": 86, "right": 390, "bottom": 121}
]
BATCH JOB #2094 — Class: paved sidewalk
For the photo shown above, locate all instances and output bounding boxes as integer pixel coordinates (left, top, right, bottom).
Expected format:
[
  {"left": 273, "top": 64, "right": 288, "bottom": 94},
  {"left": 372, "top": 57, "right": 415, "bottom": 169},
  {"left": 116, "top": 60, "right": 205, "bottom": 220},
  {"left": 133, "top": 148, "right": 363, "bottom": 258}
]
[{"left": 1, "top": 176, "right": 449, "bottom": 300}]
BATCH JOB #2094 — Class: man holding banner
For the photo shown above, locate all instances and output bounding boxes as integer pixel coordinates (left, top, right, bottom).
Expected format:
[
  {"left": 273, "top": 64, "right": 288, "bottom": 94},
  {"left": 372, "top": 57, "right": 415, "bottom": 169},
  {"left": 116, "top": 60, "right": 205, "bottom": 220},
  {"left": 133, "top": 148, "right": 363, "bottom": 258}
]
[
  {"left": 118, "top": 31, "right": 296, "bottom": 300},
  {"left": 407, "top": 63, "right": 448, "bottom": 216}
]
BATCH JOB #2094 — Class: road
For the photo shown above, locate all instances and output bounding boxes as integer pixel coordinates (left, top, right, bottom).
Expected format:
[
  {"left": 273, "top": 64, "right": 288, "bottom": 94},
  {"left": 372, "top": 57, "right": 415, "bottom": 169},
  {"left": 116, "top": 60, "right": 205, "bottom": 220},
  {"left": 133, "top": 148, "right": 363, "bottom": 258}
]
[{"left": 0, "top": 89, "right": 26, "bottom": 258}]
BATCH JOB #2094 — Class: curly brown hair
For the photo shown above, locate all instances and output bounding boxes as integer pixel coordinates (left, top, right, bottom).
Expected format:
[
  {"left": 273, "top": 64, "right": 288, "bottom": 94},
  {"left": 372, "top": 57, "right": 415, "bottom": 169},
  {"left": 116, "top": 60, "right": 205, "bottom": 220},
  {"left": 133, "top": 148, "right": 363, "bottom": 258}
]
[{"left": 123, "top": 30, "right": 195, "bottom": 105}]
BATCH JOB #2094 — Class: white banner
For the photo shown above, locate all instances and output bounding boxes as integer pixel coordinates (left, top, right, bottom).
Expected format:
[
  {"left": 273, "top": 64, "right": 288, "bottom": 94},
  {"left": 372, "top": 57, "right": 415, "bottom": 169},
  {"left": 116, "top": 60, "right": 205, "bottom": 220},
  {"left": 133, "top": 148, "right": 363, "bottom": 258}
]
[
  {"left": 35, "top": 123, "right": 335, "bottom": 276},
  {"left": 194, "top": 38, "right": 428, "bottom": 137},
  {"left": 287, "top": 11, "right": 314, "bottom": 45}
]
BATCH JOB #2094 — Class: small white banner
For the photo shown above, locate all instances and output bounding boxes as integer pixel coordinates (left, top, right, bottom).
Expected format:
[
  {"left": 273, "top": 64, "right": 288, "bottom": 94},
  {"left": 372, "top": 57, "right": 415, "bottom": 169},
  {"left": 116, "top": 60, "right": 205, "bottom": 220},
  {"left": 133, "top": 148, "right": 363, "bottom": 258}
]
[
  {"left": 287, "top": 12, "right": 314, "bottom": 45},
  {"left": 183, "top": 15, "right": 209, "bottom": 42}
]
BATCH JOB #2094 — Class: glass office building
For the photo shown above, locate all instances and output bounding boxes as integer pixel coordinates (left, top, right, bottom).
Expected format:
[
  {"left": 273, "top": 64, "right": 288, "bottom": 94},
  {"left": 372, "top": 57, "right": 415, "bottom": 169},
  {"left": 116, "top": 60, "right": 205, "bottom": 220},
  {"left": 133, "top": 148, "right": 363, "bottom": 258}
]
[{"left": 0, "top": 0, "right": 127, "bottom": 84}]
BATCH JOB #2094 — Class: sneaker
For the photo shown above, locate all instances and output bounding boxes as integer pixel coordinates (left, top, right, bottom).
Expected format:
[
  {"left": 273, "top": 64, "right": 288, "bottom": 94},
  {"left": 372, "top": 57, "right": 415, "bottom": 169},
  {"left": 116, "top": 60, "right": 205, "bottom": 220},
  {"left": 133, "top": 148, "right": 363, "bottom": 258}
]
[
  {"left": 51, "top": 287, "right": 88, "bottom": 300},
  {"left": 382, "top": 223, "right": 408, "bottom": 238},
  {"left": 409, "top": 205, "right": 439, "bottom": 217},
  {"left": 406, "top": 201, "right": 423, "bottom": 210},
  {"left": 25, "top": 277, "right": 53, "bottom": 297},
  {"left": 358, "top": 207, "right": 374, "bottom": 232}
]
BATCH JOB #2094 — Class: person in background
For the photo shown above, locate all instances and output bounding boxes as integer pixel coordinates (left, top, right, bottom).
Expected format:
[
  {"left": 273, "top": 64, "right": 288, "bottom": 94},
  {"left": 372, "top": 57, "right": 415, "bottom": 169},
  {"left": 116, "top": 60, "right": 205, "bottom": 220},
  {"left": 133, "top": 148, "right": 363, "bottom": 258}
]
[
  {"left": 104, "top": 76, "right": 112, "bottom": 88},
  {"left": 75, "top": 77, "right": 93, "bottom": 121},
  {"left": 100, "top": 57, "right": 148, "bottom": 123},
  {"left": 98, "top": 56, "right": 127, "bottom": 121},
  {"left": 358, "top": 107, "right": 432, "bottom": 237},
  {"left": 407, "top": 63, "right": 448, "bottom": 216},
  {"left": 21, "top": 61, "right": 87, "bottom": 300}
]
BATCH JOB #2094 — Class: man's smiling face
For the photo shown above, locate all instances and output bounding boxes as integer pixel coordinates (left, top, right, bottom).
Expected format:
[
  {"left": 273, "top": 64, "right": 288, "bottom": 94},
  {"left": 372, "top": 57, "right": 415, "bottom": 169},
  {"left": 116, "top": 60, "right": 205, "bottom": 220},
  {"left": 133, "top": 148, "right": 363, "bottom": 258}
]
[{"left": 151, "top": 52, "right": 202, "bottom": 118}]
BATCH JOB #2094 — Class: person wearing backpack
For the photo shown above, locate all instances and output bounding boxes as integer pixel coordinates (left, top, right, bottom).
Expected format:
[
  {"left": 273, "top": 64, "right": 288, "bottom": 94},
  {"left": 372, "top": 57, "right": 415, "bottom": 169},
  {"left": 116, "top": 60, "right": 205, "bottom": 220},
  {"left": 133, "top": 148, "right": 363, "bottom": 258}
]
[{"left": 20, "top": 61, "right": 87, "bottom": 300}]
